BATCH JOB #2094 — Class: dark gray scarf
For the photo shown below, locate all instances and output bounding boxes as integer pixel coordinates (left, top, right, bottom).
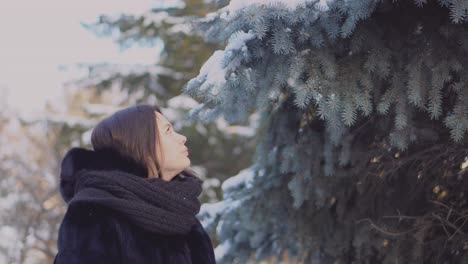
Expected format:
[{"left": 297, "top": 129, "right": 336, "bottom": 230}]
[{"left": 71, "top": 170, "right": 203, "bottom": 235}]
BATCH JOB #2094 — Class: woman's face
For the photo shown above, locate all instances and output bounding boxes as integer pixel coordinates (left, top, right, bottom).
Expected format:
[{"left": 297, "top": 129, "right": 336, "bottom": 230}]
[{"left": 154, "top": 112, "right": 190, "bottom": 181}]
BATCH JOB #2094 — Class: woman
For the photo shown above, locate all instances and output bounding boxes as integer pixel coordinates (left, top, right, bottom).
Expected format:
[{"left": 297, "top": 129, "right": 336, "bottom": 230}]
[{"left": 54, "top": 105, "right": 216, "bottom": 264}]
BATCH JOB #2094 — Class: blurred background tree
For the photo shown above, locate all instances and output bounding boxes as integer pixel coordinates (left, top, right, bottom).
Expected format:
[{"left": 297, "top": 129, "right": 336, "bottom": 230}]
[{"left": 0, "top": 105, "right": 67, "bottom": 263}]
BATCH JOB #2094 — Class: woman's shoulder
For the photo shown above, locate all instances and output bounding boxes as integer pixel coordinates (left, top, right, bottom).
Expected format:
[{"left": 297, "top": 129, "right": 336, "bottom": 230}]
[
  {"left": 61, "top": 200, "right": 116, "bottom": 227},
  {"left": 55, "top": 203, "right": 123, "bottom": 264},
  {"left": 58, "top": 201, "right": 182, "bottom": 247},
  {"left": 57, "top": 202, "right": 122, "bottom": 246}
]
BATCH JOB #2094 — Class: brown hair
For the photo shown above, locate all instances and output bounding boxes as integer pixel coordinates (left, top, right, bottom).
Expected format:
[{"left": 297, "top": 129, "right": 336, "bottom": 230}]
[{"left": 90, "top": 104, "right": 192, "bottom": 179}]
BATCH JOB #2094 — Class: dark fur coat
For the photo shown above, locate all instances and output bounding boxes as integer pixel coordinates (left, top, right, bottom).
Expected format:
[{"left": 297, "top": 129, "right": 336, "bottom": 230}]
[{"left": 53, "top": 148, "right": 216, "bottom": 264}]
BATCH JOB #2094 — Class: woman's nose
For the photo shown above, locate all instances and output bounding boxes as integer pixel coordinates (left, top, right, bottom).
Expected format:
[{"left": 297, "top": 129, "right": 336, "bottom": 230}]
[{"left": 181, "top": 135, "right": 187, "bottom": 144}]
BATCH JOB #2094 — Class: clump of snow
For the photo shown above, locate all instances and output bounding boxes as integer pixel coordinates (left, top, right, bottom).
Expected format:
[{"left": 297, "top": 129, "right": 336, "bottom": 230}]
[
  {"left": 222, "top": 166, "right": 256, "bottom": 193},
  {"left": 82, "top": 103, "right": 119, "bottom": 115},
  {"left": 169, "top": 23, "right": 192, "bottom": 34},
  {"left": 214, "top": 240, "right": 231, "bottom": 261},
  {"left": 199, "top": 201, "right": 226, "bottom": 228},
  {"left": 0, "top": 226, "right": 17, "bottom": 251},
  {"left": 203, "top": 178, "right": 221, "bottom": 202},
  {"left": 226, "top": 31, "right": 255, "bottom": 51},
  {"left": 215, "top": 115, "right": 257, "bottom": 137},
  {"left": 222, "top": 0, "right": 332, "bottom": 18},
  {"left": 204, "top": 177, "right": 221, "bottom": 188},
  {"left": 75, "top": 63, "right": 183, "bottom": 90},
  {"left": 46, "top": 114, "right": 96, "bottom": 128},
  {"left": 81, "top": 128, "right": 93, "bottom": 145},
  {"left": 223, "top": 31, "right": 256, "bottom": 72},
  {"left": 160, "top": 107, "right": 183, "bottom": 123},
  {"left": 142, "top": 11, "right": 185, "bottom": 27},
  {"left": 190, "top": 31, "right": 255, "bottom": 98},
  {"left": 198, "top": 50, "right": 227, "bottom": 87},
  {"left": 227, "top": 0, "right": 306, "bottom": 13},
  {"left": 200, "top": 11, "right": 219, "bottom": 23},
  {"left": 228, "top": 126, "right": 255, "bottom": 137},
  {"left": 191, "top": 165, "right": 207, "bottom": 179},
  {"left": 152, "top": 0, "right": 186, "bottom": 11},
  {"left": 195, "top": 123, "right": 208, "bottom": 135},
  {"left": 217, "top": 0, "right": 333, "bottom": 21},
  {"left": 167, "top": 95, "right": 200, "bottom": 109},
  {"left": 315, "top": 0, "right": 333, "bottom": 11},
  {"left": 143, "top": 11, "right": 170, "bottom": 26}
]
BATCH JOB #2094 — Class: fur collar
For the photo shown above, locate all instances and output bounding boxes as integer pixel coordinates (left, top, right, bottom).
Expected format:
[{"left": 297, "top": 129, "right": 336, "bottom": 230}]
[{"left": 59, "top": 147, "right": 147, "bottom": 203}]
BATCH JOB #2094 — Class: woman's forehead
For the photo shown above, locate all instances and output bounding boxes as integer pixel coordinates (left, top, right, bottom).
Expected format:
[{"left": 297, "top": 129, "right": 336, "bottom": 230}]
[{"left": 155, "top": 112, "right": 170, "bottom": 125}]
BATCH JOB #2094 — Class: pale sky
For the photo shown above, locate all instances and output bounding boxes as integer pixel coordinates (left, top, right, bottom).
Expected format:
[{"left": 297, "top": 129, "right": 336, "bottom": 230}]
[{"left": 0, "top": 0, "right": 161, "bottom": 117}]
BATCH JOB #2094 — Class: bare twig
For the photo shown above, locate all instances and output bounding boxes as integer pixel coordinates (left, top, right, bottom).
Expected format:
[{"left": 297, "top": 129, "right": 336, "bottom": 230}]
[
  {"left": 448, "top": 215, "right": 468, "bottom": 241},
  {"left": 356, "top": 218, "right": 423, "bottom": 237}
]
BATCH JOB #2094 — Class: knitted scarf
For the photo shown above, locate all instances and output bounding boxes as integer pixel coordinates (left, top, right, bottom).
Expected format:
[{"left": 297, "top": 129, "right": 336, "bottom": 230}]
[{"left": 70, "top": 169, "right": 203, "bottom": 236}]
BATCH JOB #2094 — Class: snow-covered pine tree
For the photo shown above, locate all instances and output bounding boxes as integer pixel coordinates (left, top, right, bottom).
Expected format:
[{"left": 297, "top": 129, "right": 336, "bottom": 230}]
[{"left": 187, "top": 0, "right": 468, "bottom": 263}]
